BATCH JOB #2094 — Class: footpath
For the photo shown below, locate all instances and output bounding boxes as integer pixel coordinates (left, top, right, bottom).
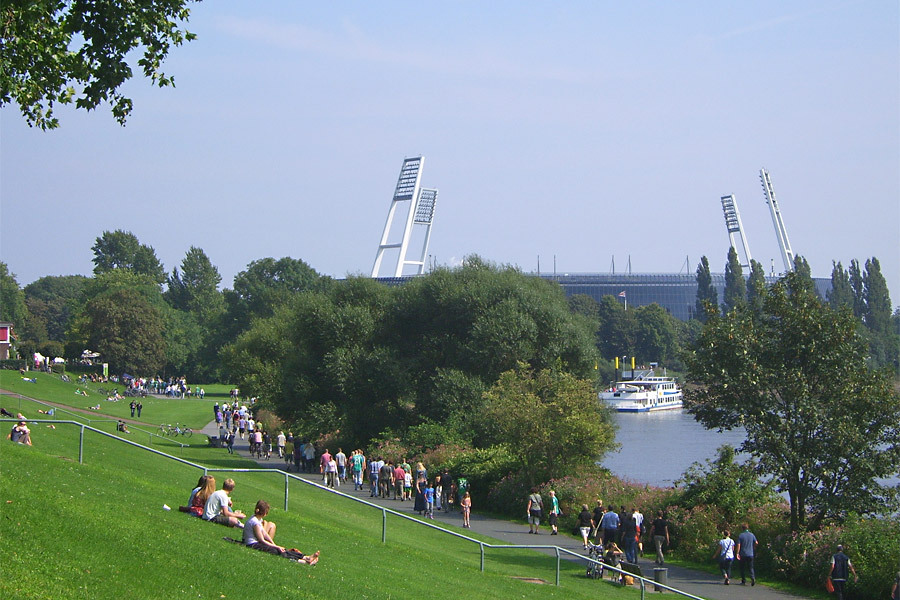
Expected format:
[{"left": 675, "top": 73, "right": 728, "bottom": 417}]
[{"left": 200, "top": 420, "right": 806, "bottom": 600}]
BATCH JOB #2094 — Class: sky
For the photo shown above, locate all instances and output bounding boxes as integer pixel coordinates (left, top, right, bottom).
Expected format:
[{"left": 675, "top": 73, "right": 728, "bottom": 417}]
[{"left": 2, "top": 1, "right": 898, "bottom": 301}]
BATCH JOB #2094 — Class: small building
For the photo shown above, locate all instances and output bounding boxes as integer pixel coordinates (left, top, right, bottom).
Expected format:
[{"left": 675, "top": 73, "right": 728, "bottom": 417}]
[{"left": 0, "top": 322, "right": 13, "bottom": 360}]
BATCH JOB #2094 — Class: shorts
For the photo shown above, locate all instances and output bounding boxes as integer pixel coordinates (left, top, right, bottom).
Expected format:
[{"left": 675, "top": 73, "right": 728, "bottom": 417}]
[
  {"left": 528, "top": 510, "right": 542, "bottom": 525},
  {"left": 206, "top": 513, "right": 233, "bottom": 526},
  {"left": 548, "top": 513, "right": 558, "bottom": 526},
  {"left": 580, "top": 526, "right": 591, "bottom": 537}
]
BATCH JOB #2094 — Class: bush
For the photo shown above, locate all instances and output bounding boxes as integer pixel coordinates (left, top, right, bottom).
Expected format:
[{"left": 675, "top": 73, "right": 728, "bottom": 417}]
[
  {"left": 665, "top": 504, "right": 724, "bottom": 562},
  {"left": 767, "top": 515, "right": 900, "bottom": 600},
  {"left": 0, "top": 359, "right": 27, "bottom": 371}
]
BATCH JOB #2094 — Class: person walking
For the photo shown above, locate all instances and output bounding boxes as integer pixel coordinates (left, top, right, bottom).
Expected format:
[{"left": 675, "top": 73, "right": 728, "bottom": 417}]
[
  {"left": 136, "top": 401, "right": 142, "bottom": 418},
  {"left": 460, "top": 491, "right": 472, "bottom": 528},
  {"left": 548, "top": 490, "right": 561, "bottom": 535},
  {"left": 526, "top": 488, "right": 543, "bottom": 534},
  {"left": 735, "top": 522, "right": 758, "bottom": 586},
  {"left": 829, "top": 544, "right": 858, "bottom": 600},
  {"left": 600, "top": 505, "right": 620, "bottom": 547},
  {"left": 712, "top": 529, "right": 736, "bottom": 585},
  {"left": 650, "top": 511, "right": 670, "bottom": 565},
  {"left": 576, "top": 504, "right": 594, "bottom": 549}
]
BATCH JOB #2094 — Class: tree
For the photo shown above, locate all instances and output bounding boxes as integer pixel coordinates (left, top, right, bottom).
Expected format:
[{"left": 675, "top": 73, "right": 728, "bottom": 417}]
[
  {"left": 1, "top": 0, "right": 197, "bottom": 130},
  {"left": 91, "top": 230, "right": 165, "bottom": 284},
  {"left": 596, "top": 294, "right": 636, "bottom": 359},
  {"left": 24, "top": 275, "right": 87, "bottom": 341},
  {"left": 848, "top": 259, "right": 865, "bottom": 320},
  {"left": 722, "top": 247, "right": 745, "bottom": 312},
  {"left": 84, "top": 288, "right": 165, "bottom": 374},
  {"left": 0, "top": 262, "right": 28, "bottom": 344},
  {"left": 827, "top": 261, "right": 853, "bottom": 311},
  {"left": 746, "top": 259, "right": 767, "bottom": 316},
  {"left": 695, "top": 256, "right": 717, "bottom": 322},
  {"left": 165, "top": 246, "right": 224, "bottom": 323},
  {"left": 633, "top": 303, "right": 678, "bottom": 364},
  {"left": 477, "top": 364, "right": 617, "bottom": 487},
  {"left": 685, "top": 271, "right": 900, "bottom": 531},
  {"left": 863, "top": 257, "right": 892, "bottom": 335}
]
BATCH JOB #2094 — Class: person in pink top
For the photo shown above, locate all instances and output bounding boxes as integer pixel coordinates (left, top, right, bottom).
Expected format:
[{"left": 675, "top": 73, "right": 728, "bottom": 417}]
[
  {"left": 319, "top": 448, "right": 332, "bottom": 482},
  {"left": 393, "top": 464, "right": 406, "bottom": 500}
]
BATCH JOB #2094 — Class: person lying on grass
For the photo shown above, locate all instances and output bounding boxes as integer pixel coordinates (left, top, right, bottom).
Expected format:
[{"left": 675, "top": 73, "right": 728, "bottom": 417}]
[
  {"left": 203, "top": 477, "right": 245, "bottom": 527},
  {"left": 243, "top": 500, "right": 320, "bottom": 565}
]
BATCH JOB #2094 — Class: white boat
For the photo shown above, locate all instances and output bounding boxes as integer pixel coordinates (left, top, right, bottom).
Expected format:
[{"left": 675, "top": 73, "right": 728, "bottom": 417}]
[{"left": 599, "top": 371, "right": 683, "bottom": 412}]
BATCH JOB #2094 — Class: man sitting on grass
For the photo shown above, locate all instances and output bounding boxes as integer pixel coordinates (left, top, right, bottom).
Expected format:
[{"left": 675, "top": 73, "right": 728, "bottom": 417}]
[{"left": 203, "top": 478, "right": 245, "bottom": 527}]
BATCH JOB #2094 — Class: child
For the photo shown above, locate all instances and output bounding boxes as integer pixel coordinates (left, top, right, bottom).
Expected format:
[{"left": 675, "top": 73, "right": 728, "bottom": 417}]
[
  {"left": 424, "top": 481, "right": 435, "bottom": 519},
  {"left": 404, "top": 470, "right": 413, "bottom": 500},
  {"left": 461, "top": 491, "right": 472, "bottom": 528}
]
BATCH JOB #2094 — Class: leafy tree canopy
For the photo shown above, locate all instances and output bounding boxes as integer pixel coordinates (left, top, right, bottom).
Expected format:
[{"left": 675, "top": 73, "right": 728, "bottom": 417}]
[
  {"left": 0, "top": 261, "right": 28, "bottom": 330},
  {"left": 84, "top": 287, "right": 165, "bottom": 374},
  {"left": 1, "top": 0, "right": 197, "bottom": 129},
  {"left": 686, "top": 271, "right": 900, "bottom": 531},
  {"left": 695, "top": 255, "right": 717, "bottom": 322},
  {"left": 477, "top": 363, "right": 617, "bottom": 487},
  {"left": 91, "top": 230, "right": 165, "bottom": 284}
]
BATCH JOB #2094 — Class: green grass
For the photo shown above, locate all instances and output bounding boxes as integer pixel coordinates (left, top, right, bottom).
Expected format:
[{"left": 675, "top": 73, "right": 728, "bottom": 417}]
[
  {"left": 1, "top": 427, "right": 641, "bottom": 600},
  {"left": 0, "top": 371, "right": 222, "bottom": 430}
]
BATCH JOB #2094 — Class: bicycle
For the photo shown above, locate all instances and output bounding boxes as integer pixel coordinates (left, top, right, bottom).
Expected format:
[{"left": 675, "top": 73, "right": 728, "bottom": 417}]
[
  {"left": 585, "top": 542, "right": 604, "bottom": 579},
  {"left": 171, "top": 423, "right": 193, "bottom": 438}
]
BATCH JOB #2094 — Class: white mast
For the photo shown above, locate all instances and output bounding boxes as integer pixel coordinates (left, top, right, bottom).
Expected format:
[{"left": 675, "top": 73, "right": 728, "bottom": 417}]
[
  {"left": 372, "top": 157, "right": 438, "bottom": 277},
  {"left": 759, "top": 168, "right": 795, "bottom": 273},
  {"left": 720, "top": 194, "right": 753, "bottom": 269}
]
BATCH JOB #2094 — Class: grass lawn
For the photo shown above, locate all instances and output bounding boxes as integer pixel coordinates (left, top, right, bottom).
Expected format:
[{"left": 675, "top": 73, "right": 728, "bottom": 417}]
[
  {"left": 1, "top": 428, "right": 641, "bottom": 600},
  {"left": 0, "top": 371, "right": 223, "bottom": 430}
]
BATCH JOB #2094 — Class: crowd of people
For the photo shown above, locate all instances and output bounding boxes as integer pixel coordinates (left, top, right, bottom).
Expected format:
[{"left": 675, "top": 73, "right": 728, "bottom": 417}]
[{"left": 177, "top": 475, "right": 319, "bottom": 565}]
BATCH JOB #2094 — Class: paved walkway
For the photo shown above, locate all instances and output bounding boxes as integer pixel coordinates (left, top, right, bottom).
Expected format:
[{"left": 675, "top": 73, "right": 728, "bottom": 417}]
[{"left": 202, "top": 420, "right": 804, "bottom": 600}]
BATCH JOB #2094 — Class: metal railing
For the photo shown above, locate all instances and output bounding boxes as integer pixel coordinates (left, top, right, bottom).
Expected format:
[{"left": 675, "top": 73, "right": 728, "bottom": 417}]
[{"left": 2, "top": 418, "right": 701, "bottom": 598}]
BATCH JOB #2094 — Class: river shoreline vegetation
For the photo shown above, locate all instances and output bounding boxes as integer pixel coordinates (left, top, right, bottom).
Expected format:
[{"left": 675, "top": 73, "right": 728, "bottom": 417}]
[{"left": 2, "top": 235, "right": 900, "bottom": 599}]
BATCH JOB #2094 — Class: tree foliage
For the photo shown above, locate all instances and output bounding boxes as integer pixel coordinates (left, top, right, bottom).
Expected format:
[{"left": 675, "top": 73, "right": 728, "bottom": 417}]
[
  {"left": 0, "top": 261, "right": 28, "bottom": 331},
  {"left": 91, "top": 230, "right": 165, "bottom": 284},
  {"left": 746, "top": 259, "right": 767, "bottom": 316},
  {"left": 478, "top": 364, "right": 617, "bottom": 487},
  {"left": 224, "top": 258, "right": 601, "bottom": 449},
  {"left": 0, "top": 0, "right": 197, "bottom": 129},
  {"left": 23, "top": 275, "right": 87, "bottom": 342},
  {"left": 695, "top": 255, "right": 717, "bottom": 322},
  {"left": 685, "top": 271, "right": 900, "bottom": 531},
  {"left": 723, "top": 246, "right": 745, "bottom": 312},
  {"left": 84, "top": 287, "right": 165, "bottom": 374}
]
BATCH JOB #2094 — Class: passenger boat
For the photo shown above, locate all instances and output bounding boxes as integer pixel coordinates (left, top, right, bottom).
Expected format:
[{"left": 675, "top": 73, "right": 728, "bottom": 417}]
[{"left": 599, "top": 371, "right": 683, "bottom": 412}]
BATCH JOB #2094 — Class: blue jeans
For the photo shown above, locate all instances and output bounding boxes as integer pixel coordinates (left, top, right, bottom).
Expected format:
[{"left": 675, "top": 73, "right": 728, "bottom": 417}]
[{"left": 624, "top": 536, "right": 637, "bottom": 563}]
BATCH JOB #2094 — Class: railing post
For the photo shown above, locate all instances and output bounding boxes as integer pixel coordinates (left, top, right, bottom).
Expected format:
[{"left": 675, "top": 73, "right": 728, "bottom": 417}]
[
  {"left": 382, "top": 508, "right": 387, "bottom": 544},
  {"left": 640, "top": 578, "right": 645, "bottom": 599},
  {"left": 480, "top": 542, "right": 485, "bottom": 572},
  {"left": 555, "top": 547, "right": 560, "bottom": 586},
  {"left": 78, "top": 423, "right": 85, "bottom": 464},
  {"left": 284, "top": 472, "right": 289, "bottom": 511}
]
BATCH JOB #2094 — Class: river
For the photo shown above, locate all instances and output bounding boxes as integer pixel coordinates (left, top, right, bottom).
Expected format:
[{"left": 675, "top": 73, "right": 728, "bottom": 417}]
[{"left": 600, "top": 409, "right": 746, "bottom": 487}]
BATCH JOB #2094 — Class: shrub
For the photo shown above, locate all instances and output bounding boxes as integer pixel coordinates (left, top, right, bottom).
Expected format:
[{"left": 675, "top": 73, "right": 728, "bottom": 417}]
[{"left": 665, "top": 504, "right": 724, "bottom": 562}]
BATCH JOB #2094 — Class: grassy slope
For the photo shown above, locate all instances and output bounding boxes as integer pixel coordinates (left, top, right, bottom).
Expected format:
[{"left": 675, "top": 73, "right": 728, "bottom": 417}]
[
  {"left": 0, "top": 432, "right": 638, "bottom": 600},
  {"left": 0, "top": 371, "right": 226, "bottom": 430}
]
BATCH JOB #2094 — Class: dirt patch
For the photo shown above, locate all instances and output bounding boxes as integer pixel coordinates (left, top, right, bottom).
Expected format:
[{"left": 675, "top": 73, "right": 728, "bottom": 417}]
[{"left": 510, "top": 577, "right": 548, "bottom": 584}]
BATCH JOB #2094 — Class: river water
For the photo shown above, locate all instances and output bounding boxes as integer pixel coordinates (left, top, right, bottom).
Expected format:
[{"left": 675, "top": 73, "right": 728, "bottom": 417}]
[{"left": 600, "top": 409, "right": 746, "bottom": 487}]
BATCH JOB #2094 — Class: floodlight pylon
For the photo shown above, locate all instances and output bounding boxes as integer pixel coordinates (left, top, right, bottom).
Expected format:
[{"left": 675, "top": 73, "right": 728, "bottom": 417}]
[
  {"left": 372, "top": 157, "right": 438, "bottom": 277},
  {"left": 720, "top": 194, "right": 753, "bottom": 269},
  {"left": 759, "top": 168, "right": 795, "bottom": 273}
]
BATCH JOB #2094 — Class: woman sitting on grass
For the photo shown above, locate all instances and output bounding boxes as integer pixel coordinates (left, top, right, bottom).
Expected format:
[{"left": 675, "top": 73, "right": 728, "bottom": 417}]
[
  {"left": 243, "top": 500, "right": 319, "bottom": 565},
  {"left": 180, "top": 475, "right": 215, "bottom": 517}
]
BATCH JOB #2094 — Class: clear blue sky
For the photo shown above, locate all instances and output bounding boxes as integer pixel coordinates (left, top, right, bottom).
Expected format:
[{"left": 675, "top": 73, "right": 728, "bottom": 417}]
[{"left": 2, "top": 1, "right": 898, "bottom": 301}]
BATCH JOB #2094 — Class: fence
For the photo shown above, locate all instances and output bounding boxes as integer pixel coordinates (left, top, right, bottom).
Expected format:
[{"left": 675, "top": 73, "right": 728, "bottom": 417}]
[{"left": 3, "top": 418, "right": 702, "bottom": 599}]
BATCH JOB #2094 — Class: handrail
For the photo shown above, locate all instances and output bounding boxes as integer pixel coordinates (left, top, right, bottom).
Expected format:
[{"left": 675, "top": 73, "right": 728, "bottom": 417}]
[{"left": 3, "top": 418, "right": 700, "bottom": 597}]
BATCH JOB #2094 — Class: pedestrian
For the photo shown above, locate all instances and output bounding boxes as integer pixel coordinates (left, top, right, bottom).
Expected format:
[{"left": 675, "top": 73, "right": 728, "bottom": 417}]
[
  {"left": 829, "top": 544, "right": 858, "bottom": 600},
  {"left": 548, "top": 490, "right": 561, "bottom": 535},
  {"left": 576, "top": 504, "right": 594, "bottom": 549},
  {"left": 129, "top": 400, "right": 136, "bottom": 417},
  {"left": 461, "top": 491, "right": 471, "bottom": 528},
  {"left": 650, "top": 511, "right": 670, "bottom": 565},
  {"left": 591, "top": 499, "right": 604, "bottom": 543},
  {"left": 335, "top": 448, "right": 346, "bottom": 483},
  {"left": 622, "top": 509, "right": 639, "bottom": 563},
  {"left": 735, "top": 522, "right": 758, "bottom": 586},
  {"left": 276, "top": 431, "right": 286, "bottom": 459},
  {"left": 136, "top": 401, "right": 142, "bottom": 418},
  {"left": 600, "top": 505, "right": 620, "bottom": 546},
  {"left": 712, "top": 529, "right": 735, "bottom": 585},
  {"left": 526, "top": 487, "right": 543, "bottom": 534}
]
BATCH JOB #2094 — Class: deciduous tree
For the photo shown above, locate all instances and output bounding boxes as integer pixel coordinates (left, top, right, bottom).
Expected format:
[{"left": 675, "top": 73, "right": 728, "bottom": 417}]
[
  {"left": 685, "top": 271, "right": 900, "bottom": 531},
  {"left": 723, "top": 247, "right": 745, "bottom": 312},
  {"left": 1, "top": 0, "right": 197, "bottom": 129},
  {"left": 91, "top": 230, "right": 165, "bottom": 284},
  {"left": 695, "top": 256, "right": 717, "bottom": 323}
]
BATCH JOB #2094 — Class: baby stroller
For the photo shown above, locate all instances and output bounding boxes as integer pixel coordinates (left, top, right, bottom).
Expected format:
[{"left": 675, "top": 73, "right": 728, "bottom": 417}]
[{"left": 585, "top": 541, "right": 604, "bottom": 579}]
